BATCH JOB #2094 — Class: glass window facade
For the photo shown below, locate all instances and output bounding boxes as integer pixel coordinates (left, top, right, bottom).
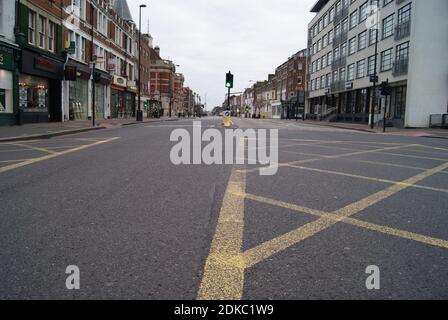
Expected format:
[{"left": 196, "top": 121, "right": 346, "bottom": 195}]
[
  {"left": 69, "top": 78, "right": 89, "bottom": 120},
  {"left": 0, "top": 70, "right": 13, "bottom": 113},
  {"left": 18, "top": 75, "right": 49, "bottom": 112}
]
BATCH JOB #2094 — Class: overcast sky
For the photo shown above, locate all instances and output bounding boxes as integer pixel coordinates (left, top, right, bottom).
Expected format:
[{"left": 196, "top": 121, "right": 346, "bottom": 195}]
[{"left": 127, "top": 0, "right": 316, "bottom": 110}]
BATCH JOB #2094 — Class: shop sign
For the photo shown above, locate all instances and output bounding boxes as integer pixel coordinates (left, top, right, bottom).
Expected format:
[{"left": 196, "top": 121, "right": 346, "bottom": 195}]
[
  {"left": 0, "top": 46, "right": 14, "bottom": 71},
  {"left": 35, "top": 57, "right": 58, "bottom": 73},
  {"left": 113, "top": 75, "right": 127, "bottom": 87}
]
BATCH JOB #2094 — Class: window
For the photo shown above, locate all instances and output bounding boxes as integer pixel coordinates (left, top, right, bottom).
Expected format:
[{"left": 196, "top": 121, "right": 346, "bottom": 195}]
[
  {"left": 0, "top": 0, "right": 3, "bottom": 34},
  {"left": 380, "top": 48, "right": 393, "bottom": 71},
  {"left": 382, "top": 14, "right": 394, "bottom": 39},
  {"left": 356, "top": 59, "right": 365, "bottom": 78},
  {"left": 396, "top": 42, "right": 409, "bottom": 60},
  {"left": 28, "top": 11, "right": 36, "bottom": 45},
  {"left": 72, "top": 0, "right": 86, "bottom": 20},
  {"left": 38, "top": 16, "right": 46, "bottom": 49},
  {"left": 328, "top": 29, "right": 334, "bottom": 44},
  {"left": 326, "top": 73, "right": 331, "bottom": 87},
  {"left": 48, "top": 21, "right": 55, "bottom": 52},
  {"left": 327, "top": 52, "right": 333, "bottom": 65},
  {"left": 348, "top": 37, "right": 356, "bottom": 55},
  {"left": 98, "top": 12, "right": 107, "bottom": 35},
  {"left": 358, "top": 31, "right": 367, "bottom": 51},
  {"left": 322, "top": 54, "right": 327, "bottom": 68},
  {"left": 367, "top": 55, "right": 376, "bottom": 75},
  {"left": 334, "top": 47, "right": 340, "bottom": 60},
  {"left": 383, "top": 0, "right": 393, "bottom": 7},
  {"left": 398, "top": 3, "right": 411, "bottom": 25},
  {"left": 341, "top": 18, "right": 348, "bottom": 33},
  {"left": 329, "top": 7, "right": 335, "bottom": 22},
  {"left": 350, "top": 10, "right": 357, "bottom": 29},
  {"left": 333, "top": 70, "right": 339, "bottom": 82},
  {"left": 369, "top": 28, "right": 378, "bottom": 46},
  {"left": 341, "top": 42, "right": 347, "bottom": 57},
  {"left": 359, "top": 2, "right": 369, "bottom": 22},
  {"left": 339, "top": 67, "right": 346, "bottom": 81},
  {"left": 347, "top": 63, "right": 355, "bottom": 81}
]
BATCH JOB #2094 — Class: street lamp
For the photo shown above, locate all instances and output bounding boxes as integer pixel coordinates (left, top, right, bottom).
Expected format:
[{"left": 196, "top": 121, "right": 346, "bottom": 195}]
[{"left": 137, "top": 4, "right": 147, "bottom": 122}]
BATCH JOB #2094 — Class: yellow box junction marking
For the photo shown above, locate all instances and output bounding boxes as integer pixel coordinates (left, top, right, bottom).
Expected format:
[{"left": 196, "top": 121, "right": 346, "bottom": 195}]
[
  {"left": 241, "top": 161, "right": 448, "bottom": 268},
  {"left": 0, "top": 138, "right": 120, "bottom": 174},
  {"left": 198, "top": 165, "right": 246, "bottom": 300},
  {"left": 200, "top": 135, "right": 448, "bottom": 300}
]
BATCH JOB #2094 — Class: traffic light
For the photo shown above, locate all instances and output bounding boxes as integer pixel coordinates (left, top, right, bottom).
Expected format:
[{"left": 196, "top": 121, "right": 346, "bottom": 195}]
[
  {"left": 226, "top": 72, "right": 234, "bottom": 89},
  {"left": 380, "top": 80, "right": 392, "bottom": 96}
]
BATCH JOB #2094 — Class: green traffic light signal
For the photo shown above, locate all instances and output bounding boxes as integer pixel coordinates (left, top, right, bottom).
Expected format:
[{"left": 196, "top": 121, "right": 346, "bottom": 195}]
[{"left": 226, "top": 72, "right": 234, "bottom": 89}]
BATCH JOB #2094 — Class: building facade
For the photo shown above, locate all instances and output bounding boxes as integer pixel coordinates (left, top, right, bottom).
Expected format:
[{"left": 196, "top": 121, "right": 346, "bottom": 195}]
[
  {"left": 306, "top": 0, "right": 448, "bottom": 127},
  {"left": 0, "top": 0, "right": 20, "bottom": 126}
]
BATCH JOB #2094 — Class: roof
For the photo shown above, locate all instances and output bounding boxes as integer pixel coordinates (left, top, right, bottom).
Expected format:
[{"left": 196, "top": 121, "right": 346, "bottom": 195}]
[
  {"left": 310, "top": 0, "right": 330, "bottom": 13},
  {"left": 112, "top": 0, "right": 133, "bottom": 22}
]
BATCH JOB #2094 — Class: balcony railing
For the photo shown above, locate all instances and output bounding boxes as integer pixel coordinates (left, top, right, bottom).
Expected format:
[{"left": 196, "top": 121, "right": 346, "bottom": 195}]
[
  {"left": 332, "top": 31, "right": 348, "bottom": 48},
  {"left": 333, "top": 5, "right": 349, "bottom": 26},
  {"left": 331, "top": 55, "right": 347, "bottom": 71},
  {"left": 392, "top": 58, "right": 409, "bottom": 77},
  {"left": 330, "top": 80, "right": 345, "bottom": 93},
  {"left": 395, "top": 20, "right": 411, "bottom": 41}
]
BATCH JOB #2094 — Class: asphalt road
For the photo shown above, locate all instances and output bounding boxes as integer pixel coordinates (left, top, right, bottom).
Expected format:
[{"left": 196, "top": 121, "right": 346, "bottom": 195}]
[{"left": 0, "top": 117, "right": 447, "bottom": 299}]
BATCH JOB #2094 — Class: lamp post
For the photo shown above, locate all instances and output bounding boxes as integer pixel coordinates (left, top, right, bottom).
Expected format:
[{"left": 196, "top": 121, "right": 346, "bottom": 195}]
[{"left": 137, "top": 4, "right": 147, "bottom": 122}]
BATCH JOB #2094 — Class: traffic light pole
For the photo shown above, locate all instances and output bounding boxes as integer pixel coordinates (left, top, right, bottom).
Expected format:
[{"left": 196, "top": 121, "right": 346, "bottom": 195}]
[
  {"left": 227, "top": 87, "right": 231, "bottom": 110},
  {"left": 370, "top": 28, "right": 379, "bottom": 129}
]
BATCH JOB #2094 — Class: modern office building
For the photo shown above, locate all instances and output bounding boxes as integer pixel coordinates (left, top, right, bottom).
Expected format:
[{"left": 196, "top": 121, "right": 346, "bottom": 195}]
[{"left": 306, "top": 0, "right": 448, "bottom": 128}]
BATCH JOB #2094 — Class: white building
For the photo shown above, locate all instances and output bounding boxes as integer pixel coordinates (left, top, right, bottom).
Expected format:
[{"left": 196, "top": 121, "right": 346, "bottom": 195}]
[{"left": 306, "top": 0, "right": 448, "bottom": 128}]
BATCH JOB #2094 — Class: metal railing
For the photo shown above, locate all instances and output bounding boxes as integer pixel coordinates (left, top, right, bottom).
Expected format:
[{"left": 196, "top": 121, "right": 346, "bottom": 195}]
[
  {"left": 395, "top": 20, "right": 411, "bottom": 41},
  {"left": 331, "top": 55, "right": 347, "bottom": 71},
  {"left": 392, "top": 58, "right": 409, "bottom": 77},
  {"left": 332, "top": 31, "right": 348, "bottom": 48},
  {"left": 331, "top": 80, "right": 345, "bottom": 93},
  {"left": 333, "top": 5, "right": 349, "bottom": 26}
]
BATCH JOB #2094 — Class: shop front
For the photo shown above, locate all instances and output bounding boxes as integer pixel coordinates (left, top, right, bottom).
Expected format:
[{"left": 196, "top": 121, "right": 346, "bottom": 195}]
[
  {"left": 0, "top": 43, "right": 18, "bottom": 126},
  {"left": 94, "top": 70, "right": 111, "bottom": 120},
  {"left": 19, "top": 50, "right": 64, "bottom": 124},
  {"left": 126, "top": 80, "right": 137, "bottom": 118},
  {"left": 111, "top": 75, "right": 128, "bottom": 119},
  {"left": 65, "top": 59, "right": 91, "bottom": 121}
]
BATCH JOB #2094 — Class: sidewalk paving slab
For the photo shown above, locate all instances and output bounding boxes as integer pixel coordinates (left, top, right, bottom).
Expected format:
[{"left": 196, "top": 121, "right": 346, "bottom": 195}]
[
  {"left": 302, "top": 120, "right": 448, "bottom": 139},
  {"left": 0, "top": 118, "right": 179, "bottom": 143}
]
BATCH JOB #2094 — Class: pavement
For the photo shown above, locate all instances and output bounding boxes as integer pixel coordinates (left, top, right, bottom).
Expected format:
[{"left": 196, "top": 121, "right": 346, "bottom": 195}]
[
  {"left": 301, "top": 119, "right": 448, "bottom": 138},
  {"left": 0, "top": 117, "right": 180, "bottom": 142},
  {"left": 0, "top": 117, "right": 447, "bottom": 299}
]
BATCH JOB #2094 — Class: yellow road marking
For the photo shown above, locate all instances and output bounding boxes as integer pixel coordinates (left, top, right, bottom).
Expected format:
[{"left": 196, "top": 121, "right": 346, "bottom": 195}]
[
  {"left": 243, "top": 144, "right": 416, "bottom": 174},
  {"left": 286, "top": 164, "right": 448, "bottom": 194},
  {"left": 340, "top": 158, "right": 448, "bottom": 174},
  {"left": 9, "top": 143, "right": 58, "bottom": 155},
  {"left": 240, "top": 192, "right": 448, "bottom": 268},
  {"left": 376, "top": 151, "right": 448, "bottom": 162},
  {"left": 241, "top": 161, "right": 448, "bottom": 268},
  {"left": 281, "top": 138, "right": 407, "bottom": 146},
  {"left": 198, "top": 165, "right": 246, "bottom": 300},
  {"left": 0, "top": 159, "right": 32, "bottom": 163},
  {"left": 280, "top": 141, "right": 448, "bottom": 162},
  {"left": 0, "top": 138, "right": 119, "bottom": 174}
]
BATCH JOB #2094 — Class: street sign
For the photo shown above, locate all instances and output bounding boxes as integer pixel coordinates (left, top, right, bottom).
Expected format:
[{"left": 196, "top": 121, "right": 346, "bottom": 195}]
[
  {"left": 370, "top": 75, "right": 379, "bottom": 83},
  {"left": 223, "top": 111, "right": 231, "bottom": 127}
]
